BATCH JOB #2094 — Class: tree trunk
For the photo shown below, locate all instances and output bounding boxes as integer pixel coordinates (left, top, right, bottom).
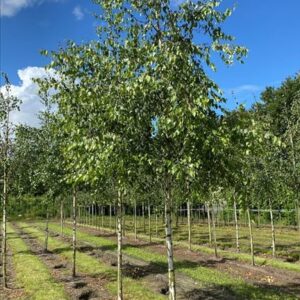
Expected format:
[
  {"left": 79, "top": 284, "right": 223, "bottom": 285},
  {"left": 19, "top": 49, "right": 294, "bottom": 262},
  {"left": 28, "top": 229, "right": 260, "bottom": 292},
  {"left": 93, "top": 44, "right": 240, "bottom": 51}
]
[
  {"left": 247, "top": 208, "right": 255, "bottom": 266},
  {"left": 257, "top": 205, "right": 260, "bottom": 228},
  {"left": 148, "top": 201, "right": 151, "bottom": 243},
  {"left": 92, "top": 203, "right": 95, "bottom": 227},
  {"left": 175, "top": 205, "right": 179, "bottom": 228},
  {"left": 109, "top": 204, "right": 112, "bottom": 229},
  {"left": 269, "top": 201, "right": 276, "bottom": 258},
  {"left": 142, "top": 202, "right": 146, "bottom": 233},
  {"left": 187, "top": 199, "right": 191, "bottom": 250},
  {"left": 60, "top": 200, "right": 64, "bottom": 237},
  {"left": 2, "top": 159, "right": 8, "bottom": 288},
  {"left": 101, "top": 205, "right": 104, "bottom": 230},
  {"left": 2, "top": 98, "right": 10, "bottom": 289},
  {"left": 85, "top": 205, "right": 88, "bottom": 227},
  {"left": 207, "top": 203, "right": 212, "bottom": 246},
  {"left": 72, "top": 188, "right": 77, "bottom": 277},
  {"left": 233, "top": 198, "right": 240, "bottom": 252},
  {"left": 45, "top": 209, "right": 49, "bottom": 252},
  {"left": 211, "top": 203, "right": 218, "bottom": 258},
  {"left": 117, "top": 187, "right": 123, "bottom": 300},
  {"left": 165, "top": 180, "right": 176, "bottom": 300},
  {"left": 134, "top": 200, "right": 137, "bottom": 240},
  {"left": 155, "top": 207, "right": 158, "bottom": 238}
]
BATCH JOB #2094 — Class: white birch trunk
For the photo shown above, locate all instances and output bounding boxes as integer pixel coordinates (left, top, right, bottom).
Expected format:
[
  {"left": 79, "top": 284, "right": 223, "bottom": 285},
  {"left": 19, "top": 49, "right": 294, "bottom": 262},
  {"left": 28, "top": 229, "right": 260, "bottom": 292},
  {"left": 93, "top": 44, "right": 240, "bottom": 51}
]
[
  {"left": 247, "top": 208, "right": 255, "bottom": 266},
  {"left": 211, "top": 204, "right": 218, "bottom": 258},
  {"left": 72, "top": 188, "right": 77, "bottom": 277},
  {"left": 117, "top": 188, "right": 123, "bottom": 300},
  {"left": 60, "top": 200, "right": 64, "bottom": 237},
  {"left": 165, "top": 181, "right": 176, "bottom": 300},
  {"left": 269, "top": 202, "right": 276, "bottom": 258},
  {"left": 207, "top": 203, "right": 212, "bottom": 246},
  {"left": 187, "top": 199, "right": 191, "bottom": 250},
  {"left": 233, "top": 198, "right": 240, "bottom": 252},
  {"left": 45, "top": 209, "right": 49, "bottom": 252},
  {"left": 148, "top": 201, "right": 151, "bottom": 243}
]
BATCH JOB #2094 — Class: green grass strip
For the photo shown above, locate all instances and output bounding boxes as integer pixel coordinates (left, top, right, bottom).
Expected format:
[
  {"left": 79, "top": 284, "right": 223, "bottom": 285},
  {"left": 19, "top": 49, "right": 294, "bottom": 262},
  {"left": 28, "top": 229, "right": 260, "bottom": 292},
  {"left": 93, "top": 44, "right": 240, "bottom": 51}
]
[
  {"left": 7, "top": 224, "right": 68, "bottom": 300},
  {"left": 18, "top": 222, "right": 165, "bottom": 300},
  {"left": 45, "top": 222, "right": 297, "bottom": 300},
  {"left": 76, "top": 220, "right": 300, "bottom": 273}
]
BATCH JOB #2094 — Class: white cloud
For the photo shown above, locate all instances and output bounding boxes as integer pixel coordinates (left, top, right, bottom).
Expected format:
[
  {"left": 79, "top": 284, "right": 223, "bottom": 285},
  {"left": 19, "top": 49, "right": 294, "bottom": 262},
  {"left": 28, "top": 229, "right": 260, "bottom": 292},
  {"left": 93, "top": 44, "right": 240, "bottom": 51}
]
[
  {"left": 0, "top": 66, "right": 55, "bottom": 127},
  {"left": 225, "top": 84, "right": 262, "bottom": 95},
  {"left": 72, "top": 5, "right": 84, "bottom": 21},
  {"left": 0, "top": 0, "right": 63, "bottom": 17}
]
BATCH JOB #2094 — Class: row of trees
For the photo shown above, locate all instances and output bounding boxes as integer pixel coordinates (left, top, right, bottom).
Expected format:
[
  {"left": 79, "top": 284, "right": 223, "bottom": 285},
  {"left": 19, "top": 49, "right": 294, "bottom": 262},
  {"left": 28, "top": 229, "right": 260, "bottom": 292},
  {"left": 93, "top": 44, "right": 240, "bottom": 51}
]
[{"left": 1, "top": 0, "right": 299, "bottom": 298}]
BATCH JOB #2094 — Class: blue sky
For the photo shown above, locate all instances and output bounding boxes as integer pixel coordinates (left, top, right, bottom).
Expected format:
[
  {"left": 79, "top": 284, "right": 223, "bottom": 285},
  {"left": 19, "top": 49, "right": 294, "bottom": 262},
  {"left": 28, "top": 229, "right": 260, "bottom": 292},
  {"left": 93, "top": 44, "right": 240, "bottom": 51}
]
[{"left": 1, "top": 0, "right": 300, "bottom": 125}]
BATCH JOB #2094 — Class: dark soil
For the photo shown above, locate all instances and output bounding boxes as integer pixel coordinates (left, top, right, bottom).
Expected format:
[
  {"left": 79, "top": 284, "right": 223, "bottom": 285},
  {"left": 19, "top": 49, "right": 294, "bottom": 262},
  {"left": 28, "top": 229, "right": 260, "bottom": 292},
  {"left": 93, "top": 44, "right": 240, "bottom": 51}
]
[
  {"left": 41, "top": 225, "right": 245, "bottom": 299},
  {"left": 76, "top": 223, "right": 300, "bottom": 298},
  {"left": 12, "top": 223, "right": 113, "bottom": 300}
]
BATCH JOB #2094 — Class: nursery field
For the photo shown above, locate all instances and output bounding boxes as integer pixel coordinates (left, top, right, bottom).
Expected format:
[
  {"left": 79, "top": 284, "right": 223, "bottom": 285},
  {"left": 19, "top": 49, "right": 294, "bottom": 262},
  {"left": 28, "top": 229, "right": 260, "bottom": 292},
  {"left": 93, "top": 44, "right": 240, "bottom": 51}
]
[
  {"left": 2, "top": 1, "right": 300, "bottom": 300},
  {"left": 1, "top": 219, "right": 300, "bottom": 300}
]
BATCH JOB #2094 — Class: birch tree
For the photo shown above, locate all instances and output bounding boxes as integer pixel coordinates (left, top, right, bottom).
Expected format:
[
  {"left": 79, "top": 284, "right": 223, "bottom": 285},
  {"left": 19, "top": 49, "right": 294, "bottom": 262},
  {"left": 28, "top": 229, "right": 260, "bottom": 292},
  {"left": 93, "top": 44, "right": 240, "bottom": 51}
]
[{"left": 0, "top": 73, "right": 20, "bottom": 288}]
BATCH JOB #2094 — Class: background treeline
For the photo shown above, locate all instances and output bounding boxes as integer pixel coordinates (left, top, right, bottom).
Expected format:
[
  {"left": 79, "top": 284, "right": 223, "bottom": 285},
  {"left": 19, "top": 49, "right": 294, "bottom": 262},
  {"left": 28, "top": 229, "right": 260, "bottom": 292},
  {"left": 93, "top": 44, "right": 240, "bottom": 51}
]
[{"left": 2, "top": 73, "right": 300, "bottom": 220}]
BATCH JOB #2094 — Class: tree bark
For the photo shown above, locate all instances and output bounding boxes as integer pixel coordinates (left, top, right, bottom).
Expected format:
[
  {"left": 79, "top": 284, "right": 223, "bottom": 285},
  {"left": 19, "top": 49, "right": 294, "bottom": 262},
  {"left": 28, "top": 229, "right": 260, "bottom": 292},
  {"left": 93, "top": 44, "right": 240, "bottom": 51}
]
[
  {"left": 269, "top": 201, "right": 276, "bottom": 258},
  {"left": 187, "top": 199, "right": 191, "bottom": 250},
  {"left": 142, "top": 202, "right": 146, "bottom": 233},
  {"left": 257, "top": 205, "right": 261, "bottom": 228},
  {"left": 45, "top": 209, "right": 49, "bottom": 252},
  {"left": 134, "top": 200, "right": 137, "bottom": 240},
  {"left": 207, "top": 203, "right": 212, "bottom": 246},
  {"left": 233, "top": 197, "right": 240, "bottom": 252},
  {"left": 155, "top": 207, "right": 158, "bottom": 238},
  {"left": 2, "top": 158, "right": 8, "bottom": 288},
  {"left": 102, "top": 205, "right": 104, "bottom": 229},
  {"left": 72, "top": 187, "right": 77, "bottom": 277},
  {"left": 165, "top": 179, "right": 176, "bottom": 300},
  {"left": 85, "top": 205, "right": 88, "bottom": 227},
  {"left": 60, "top": 200, "right": 64, "bottom": 237},
  {"left": 2, "top": 98, "right": 9, "bottom": 289},
  {"left": 211, "top": 203, "right": 218, "bottom": 258},
  {"left": 247, "top": 208, "right": 255, "bottom": 266},
  {"left": 148, "top": 200, "right": 152, "bottom": 243},
  {"left": 117, "top": 187, "right": 123, "bottom": 300},
  {"left": 109, "top": 204, "right": 112, "bottom": 229}
]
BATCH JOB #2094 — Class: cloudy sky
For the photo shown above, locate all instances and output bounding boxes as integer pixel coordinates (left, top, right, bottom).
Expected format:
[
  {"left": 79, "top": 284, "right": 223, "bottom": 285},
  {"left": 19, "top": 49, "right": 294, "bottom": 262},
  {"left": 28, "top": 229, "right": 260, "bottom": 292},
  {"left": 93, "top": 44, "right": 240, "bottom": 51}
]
[{"left": 1, "top": 0, "right": 300, "bottom": 126}]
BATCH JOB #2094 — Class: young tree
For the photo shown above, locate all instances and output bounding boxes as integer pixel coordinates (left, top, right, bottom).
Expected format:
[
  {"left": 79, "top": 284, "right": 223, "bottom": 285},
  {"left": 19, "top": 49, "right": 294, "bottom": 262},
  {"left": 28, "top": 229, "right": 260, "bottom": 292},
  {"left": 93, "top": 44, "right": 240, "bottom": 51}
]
[
  {"left": 0, "top": 73, "right": 20, "bottom": 288},
  {"left": 38, "top": 1, "right": 247, "bottom": 298}
]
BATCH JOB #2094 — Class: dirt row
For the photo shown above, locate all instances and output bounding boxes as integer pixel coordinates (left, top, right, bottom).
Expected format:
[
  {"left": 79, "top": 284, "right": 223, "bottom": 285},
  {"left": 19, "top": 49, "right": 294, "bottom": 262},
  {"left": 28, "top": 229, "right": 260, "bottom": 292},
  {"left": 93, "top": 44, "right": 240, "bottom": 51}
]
[
  {"left": 71, "top": 223, "right": 300, "bottom": 298},
  {"left": 12, "top": 223, "right": 113, "bottom": 300},
  {"left": 29, "top": 223, "right": 208, "bottom": 300},
  {"left": 3, "top": 222, "right": 300, "bottom": 300}
]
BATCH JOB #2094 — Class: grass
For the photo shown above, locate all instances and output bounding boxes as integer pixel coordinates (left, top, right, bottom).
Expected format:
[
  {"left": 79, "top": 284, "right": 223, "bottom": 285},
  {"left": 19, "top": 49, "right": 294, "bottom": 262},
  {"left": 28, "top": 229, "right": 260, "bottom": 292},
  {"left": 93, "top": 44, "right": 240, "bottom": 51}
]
[
  {"left": 6, "top": 224, "right": 68, "bottom": 300},
  {"left": 40, "top": 221, "right": 298, "bottom": 300},
  {"left": 18, "top": 222, "right": 165, "bottom": 300},
  {"left": 67, "top": 217, "right": 300, "bottom": 273}
]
